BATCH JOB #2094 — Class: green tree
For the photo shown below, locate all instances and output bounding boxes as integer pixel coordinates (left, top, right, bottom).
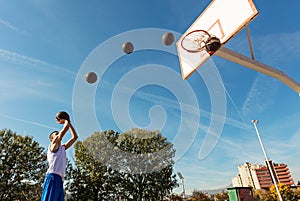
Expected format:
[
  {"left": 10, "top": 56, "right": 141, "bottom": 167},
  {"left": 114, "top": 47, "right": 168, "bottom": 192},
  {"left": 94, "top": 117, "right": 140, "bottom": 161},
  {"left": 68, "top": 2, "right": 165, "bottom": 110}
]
[
  {"left": 66, "top": 128, "right": 178, "bottom": 200},
  {"left": 65, "top": 140, "right": 119, "bottom": 200},
  {"left": 116, "top": 128, "right": 178, "bottom": 200},
  {"left": 0, "top": 129, "right": 47, "bottom": 201}
]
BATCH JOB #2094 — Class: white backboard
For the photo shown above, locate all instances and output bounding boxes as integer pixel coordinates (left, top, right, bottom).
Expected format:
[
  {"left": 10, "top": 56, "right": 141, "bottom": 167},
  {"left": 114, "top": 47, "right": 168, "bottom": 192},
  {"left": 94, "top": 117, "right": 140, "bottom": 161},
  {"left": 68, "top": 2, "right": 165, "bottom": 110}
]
[{"left": 177, "top": 0, "right": 258, "bottom": 79}]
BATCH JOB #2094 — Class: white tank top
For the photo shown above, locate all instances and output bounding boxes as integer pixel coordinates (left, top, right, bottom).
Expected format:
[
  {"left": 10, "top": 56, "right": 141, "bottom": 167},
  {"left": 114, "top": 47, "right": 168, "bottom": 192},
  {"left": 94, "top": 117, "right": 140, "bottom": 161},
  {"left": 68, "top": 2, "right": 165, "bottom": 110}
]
[{"left": 46, "top": 145, "right": 66, "bottom": 177}]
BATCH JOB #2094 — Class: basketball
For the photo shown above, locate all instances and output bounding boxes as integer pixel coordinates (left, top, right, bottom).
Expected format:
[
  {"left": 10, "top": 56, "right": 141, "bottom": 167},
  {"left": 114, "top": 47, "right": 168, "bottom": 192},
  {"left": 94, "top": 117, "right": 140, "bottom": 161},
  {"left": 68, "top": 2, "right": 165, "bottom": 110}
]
[
  {"left": 85, "top": 72, "right": 97, "bottom": 84},
  {"left": 162, "top": 32, "right": 175, "bottom": 46},
  {"left": 122, "top": 42, "right": 134, "bottom": 54},
  {"left": 205, "top": 36, "right": 221, "bottom": 53}
]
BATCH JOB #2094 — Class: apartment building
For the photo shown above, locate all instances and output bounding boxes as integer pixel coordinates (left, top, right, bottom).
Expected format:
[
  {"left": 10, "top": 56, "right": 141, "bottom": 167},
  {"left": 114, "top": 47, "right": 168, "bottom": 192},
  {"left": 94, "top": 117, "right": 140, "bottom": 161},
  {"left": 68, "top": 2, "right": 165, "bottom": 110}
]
[{"left": 232, "top": 161, "right": 294, "bottom": 190}]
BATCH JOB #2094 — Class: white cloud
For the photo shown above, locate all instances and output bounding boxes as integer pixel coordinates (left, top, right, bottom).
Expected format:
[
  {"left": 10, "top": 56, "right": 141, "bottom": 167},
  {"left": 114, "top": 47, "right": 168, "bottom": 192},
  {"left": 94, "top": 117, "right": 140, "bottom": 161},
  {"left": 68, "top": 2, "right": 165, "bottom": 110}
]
[
  {"left": 0, "top": 113, "right": 56, "bottom": 130},
  {"left": 101, "top": 78, "right": 253, "bottom": 135},
  {"left": 242, "top": 74, "right": 277, "bottom": 117},
  {"left": 0, "top": 49, "right": 76, "bottom": 106},
  {"left": 256, "top": 31, "right": 300, "bottom": 65},
  {"left": 0, "top": 18, "right": 26, "bottom": 35},
  {"left": 0, "top": 49, "right": 76, "bottom": 75}
]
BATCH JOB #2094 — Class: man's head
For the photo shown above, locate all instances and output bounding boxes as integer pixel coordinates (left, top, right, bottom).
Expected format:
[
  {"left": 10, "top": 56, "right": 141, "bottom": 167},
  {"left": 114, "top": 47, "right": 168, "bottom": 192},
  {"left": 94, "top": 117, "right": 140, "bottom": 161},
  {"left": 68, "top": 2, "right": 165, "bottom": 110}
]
[{"left": 49, "top": 131, "right": 59, "bottom": 142}]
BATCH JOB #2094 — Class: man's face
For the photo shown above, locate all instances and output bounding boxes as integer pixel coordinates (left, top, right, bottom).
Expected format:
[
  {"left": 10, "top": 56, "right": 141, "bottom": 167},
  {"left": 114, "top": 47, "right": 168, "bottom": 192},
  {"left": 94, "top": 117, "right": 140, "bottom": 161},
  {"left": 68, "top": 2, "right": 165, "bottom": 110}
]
[{"left": 49, "top": 132, "right": 58, "bottom": 142}]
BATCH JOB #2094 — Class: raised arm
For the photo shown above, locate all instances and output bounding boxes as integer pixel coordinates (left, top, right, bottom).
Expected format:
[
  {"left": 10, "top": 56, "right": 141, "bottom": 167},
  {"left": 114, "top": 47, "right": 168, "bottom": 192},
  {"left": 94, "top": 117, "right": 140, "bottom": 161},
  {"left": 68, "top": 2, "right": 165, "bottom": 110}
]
[
  {"left": 49, "top": 120, "right": 70, "bottom": 152},
  {"left": 52, "top": 120, "right": 70, "bottom": 143},
  {"left": 62, "top": 122, "right": 78, "bottom": 150}
]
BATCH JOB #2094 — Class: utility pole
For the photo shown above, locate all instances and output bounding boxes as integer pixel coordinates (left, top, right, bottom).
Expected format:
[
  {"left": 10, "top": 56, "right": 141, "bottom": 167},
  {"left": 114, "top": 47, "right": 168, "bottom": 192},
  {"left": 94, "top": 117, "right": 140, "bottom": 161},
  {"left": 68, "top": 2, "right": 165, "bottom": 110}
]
[
  {"left": 177, "top": 172, "right": 186, "bottom": 200},
  {"left": 251, "top": 120, "right": 283, "bottom": 201}
]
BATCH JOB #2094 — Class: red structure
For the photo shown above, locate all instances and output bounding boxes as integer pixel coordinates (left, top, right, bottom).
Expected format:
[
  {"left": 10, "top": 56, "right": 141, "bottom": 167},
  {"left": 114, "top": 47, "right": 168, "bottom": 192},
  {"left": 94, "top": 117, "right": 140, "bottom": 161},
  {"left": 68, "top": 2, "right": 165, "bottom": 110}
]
[
  {"left": 228, "top": 187, "right": 255, "bottom": 201},
  {"left": 255, "top": 161, "right": 294, "bottom": 189}
]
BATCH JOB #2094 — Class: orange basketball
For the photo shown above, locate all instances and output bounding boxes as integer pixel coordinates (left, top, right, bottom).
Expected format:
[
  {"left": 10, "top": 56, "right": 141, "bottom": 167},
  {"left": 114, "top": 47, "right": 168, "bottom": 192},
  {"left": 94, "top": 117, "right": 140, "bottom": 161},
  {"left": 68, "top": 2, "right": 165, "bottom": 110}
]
[
  {"left": 122, "top": 42, "right": 134, "bottom": 54},
  {"left": 85, "top": 72, "right": 97, "bottom": 84},
  {"left": 162, "top": 32, "right": 175, "bottom": 46}
]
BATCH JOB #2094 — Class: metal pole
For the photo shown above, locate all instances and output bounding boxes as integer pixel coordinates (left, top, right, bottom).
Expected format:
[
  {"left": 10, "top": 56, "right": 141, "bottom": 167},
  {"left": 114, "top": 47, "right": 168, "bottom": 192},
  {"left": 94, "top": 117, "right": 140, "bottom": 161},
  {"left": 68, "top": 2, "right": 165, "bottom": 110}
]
[
  {"left": 177, "top": 172, "right": 186, "bottom": 200},
  {"left": 251, "top": 120, "right": 283, "bottom": 201},
  {"left": 245, "top": 25, "right": 255, "bottom": 60},
  {"left": 182, "top": 178, "right": 186, "bottom": 200}
]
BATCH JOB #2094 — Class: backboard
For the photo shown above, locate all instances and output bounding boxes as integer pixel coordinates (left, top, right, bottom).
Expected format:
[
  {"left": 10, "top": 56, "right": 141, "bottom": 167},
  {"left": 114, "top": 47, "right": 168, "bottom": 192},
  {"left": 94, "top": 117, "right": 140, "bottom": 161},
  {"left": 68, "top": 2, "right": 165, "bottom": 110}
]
[{"left": 177, "top": 0, "right": 258, "bottom": 80}]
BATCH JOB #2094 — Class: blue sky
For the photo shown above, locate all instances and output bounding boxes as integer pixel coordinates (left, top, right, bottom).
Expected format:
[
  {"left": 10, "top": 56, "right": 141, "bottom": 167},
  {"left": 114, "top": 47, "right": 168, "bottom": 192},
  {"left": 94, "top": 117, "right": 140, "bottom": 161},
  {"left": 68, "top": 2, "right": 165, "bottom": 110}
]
[{"left": 1, "top": 0, "right": 300, "bottom": 194}]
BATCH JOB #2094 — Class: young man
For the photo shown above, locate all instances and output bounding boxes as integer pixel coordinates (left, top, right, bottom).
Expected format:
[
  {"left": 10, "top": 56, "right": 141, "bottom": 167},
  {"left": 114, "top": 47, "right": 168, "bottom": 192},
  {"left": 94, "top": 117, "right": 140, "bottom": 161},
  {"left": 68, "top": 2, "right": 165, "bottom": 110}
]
[{"left": 41, "top": 111, "right": 78, "bottom": 201}]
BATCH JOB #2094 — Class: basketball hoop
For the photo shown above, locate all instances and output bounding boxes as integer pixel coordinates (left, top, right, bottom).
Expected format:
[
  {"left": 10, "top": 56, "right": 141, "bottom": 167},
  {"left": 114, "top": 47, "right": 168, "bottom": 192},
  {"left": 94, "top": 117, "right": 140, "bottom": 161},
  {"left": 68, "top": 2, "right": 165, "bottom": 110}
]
[{"left": 181, "top": 30, "right": 221, "bottom": 55}]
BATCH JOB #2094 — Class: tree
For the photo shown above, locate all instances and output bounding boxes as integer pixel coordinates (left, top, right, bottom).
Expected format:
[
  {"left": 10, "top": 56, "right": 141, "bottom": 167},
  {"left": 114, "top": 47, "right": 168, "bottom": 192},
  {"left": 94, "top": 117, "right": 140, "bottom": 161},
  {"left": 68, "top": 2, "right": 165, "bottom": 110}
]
[
  {"left": 254, "top": 189, "right": 274, "bottom": 201},
  {"left": 214, "top": 192, "right": 229, "bottom": 201},
  {"left": 0, "top": 129, "right": 47, "bottom": 201},
  {"left": 269, "top": 183, "right": 300, "bottom": 201},
  {"left": 188, "top": 190, "right": 211, "bottom": 201},
  {"left": 65, "top": 140, "right": 120, "bottom": 200},
  {"left": 169, "top": 193, "right": 184, "bottom": 201},
  {"left": 254, "top": 185, "right": 300, "bottom": 201},
  {"left": 66, "top": 128, "right": 178, "bottom": 200},
  {"left": 116, "top": 128, "right": 178, "bottom": 200}
]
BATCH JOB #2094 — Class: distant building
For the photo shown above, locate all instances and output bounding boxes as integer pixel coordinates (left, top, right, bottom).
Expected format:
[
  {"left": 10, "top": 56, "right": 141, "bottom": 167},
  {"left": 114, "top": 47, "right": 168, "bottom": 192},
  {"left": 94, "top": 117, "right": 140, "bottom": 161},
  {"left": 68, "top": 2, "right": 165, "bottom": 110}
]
[{"left": 232, "top": 161, "right": 294, "bottom": 190}]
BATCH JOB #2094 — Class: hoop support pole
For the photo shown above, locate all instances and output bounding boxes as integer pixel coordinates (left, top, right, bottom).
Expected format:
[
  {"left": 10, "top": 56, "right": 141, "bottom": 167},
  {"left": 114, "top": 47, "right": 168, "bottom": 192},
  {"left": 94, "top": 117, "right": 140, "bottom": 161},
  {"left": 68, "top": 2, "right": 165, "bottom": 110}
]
[{"left": 215, "top": 47, "right": 300, "bottom": 94}]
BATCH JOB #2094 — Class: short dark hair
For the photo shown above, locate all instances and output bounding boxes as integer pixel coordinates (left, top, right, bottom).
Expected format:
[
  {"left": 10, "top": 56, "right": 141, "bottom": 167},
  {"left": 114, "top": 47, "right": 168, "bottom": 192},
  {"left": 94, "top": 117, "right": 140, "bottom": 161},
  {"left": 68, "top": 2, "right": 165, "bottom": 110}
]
[
  {"left": 49, "top": 131, "right": 59, "bottom": 139},
  {"left": 56, "top": 111, "right": 70, "bottom": 121}
]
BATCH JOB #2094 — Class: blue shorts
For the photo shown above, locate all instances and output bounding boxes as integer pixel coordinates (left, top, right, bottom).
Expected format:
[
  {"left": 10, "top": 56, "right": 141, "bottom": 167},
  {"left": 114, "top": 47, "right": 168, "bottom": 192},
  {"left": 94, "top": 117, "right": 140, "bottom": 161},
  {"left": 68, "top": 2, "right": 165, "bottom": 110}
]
[{"left": 41, "top": 173, "right": 64, "bottom": 201}]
